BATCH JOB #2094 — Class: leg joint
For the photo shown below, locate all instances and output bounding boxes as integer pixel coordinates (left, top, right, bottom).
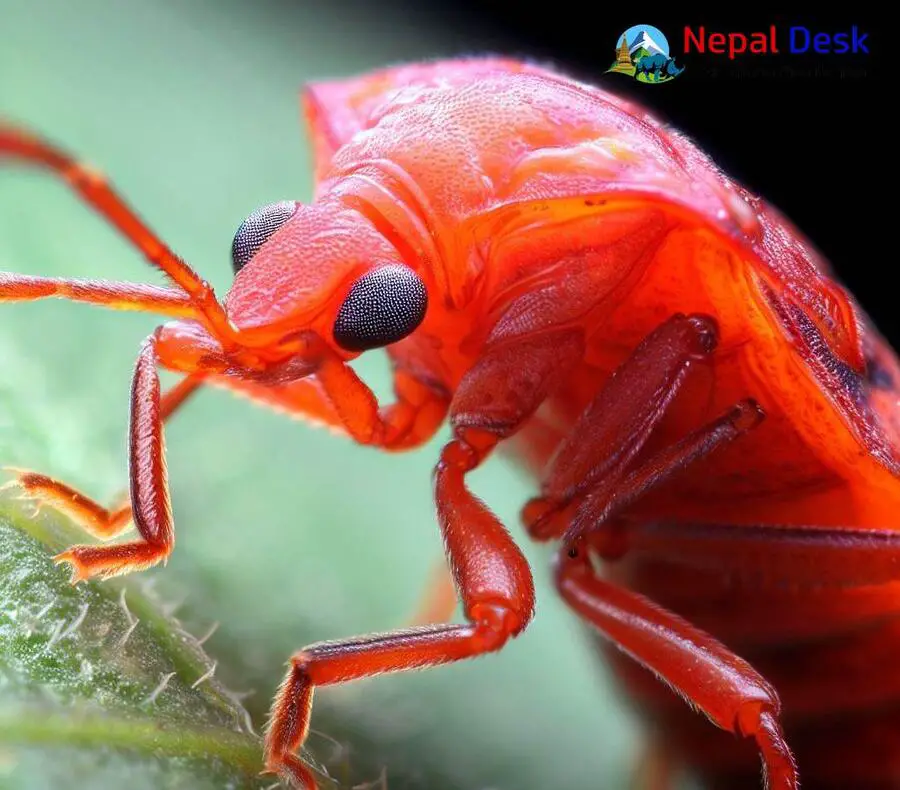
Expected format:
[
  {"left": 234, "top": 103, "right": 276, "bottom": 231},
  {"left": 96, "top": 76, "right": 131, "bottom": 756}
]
[{"left": 470, "top": 601, "right": 530, "bottom": 645}]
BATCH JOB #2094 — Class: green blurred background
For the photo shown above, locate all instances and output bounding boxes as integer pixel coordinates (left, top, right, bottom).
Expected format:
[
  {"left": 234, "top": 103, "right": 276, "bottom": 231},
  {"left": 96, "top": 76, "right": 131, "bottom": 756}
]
[{"left": 0, "top": 1, "right": 639, "bottom": 788}]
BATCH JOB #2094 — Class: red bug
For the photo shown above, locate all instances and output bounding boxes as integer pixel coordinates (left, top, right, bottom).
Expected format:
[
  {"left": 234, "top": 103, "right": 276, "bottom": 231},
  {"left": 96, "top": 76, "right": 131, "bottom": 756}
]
[{"left": 2, "top": 57, "right": 900, "bottom": 789}]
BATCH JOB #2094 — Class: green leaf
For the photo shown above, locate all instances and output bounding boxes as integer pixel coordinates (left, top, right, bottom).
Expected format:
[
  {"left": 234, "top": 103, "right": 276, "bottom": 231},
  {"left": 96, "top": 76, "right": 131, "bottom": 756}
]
[{"left": 0, "top": 502, "right": 336, "bottom": 789}]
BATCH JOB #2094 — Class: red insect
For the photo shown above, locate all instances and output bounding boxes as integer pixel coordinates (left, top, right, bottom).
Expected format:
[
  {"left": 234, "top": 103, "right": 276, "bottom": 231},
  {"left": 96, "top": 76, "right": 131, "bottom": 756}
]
[{"left": 2, "top": 57, "right": 900, "bottom": 790}]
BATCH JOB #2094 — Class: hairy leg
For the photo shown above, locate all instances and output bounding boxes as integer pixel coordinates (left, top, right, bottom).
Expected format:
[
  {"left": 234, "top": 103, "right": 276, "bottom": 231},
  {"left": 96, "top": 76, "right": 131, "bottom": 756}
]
[
  {"left": 556, "top": 547, "right": 798, "bottom": 790},
  {"left": 265, "top": 327, "right": 585, "bottom": 787},
  {"left": 6, "top": 374, "right": 202, "bottom": 540},
  {"left": 522, "top": 313, "right": 762, "bottom": 548},
  {"left": 48, "top": 337, "right": 175, "bottom": 581}
]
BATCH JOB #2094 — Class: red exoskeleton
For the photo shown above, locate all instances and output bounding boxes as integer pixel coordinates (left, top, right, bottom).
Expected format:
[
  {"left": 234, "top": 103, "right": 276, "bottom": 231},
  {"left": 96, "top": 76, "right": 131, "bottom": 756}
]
[{"left": 3, "top": 58, "right": 900, "bottom": 789}]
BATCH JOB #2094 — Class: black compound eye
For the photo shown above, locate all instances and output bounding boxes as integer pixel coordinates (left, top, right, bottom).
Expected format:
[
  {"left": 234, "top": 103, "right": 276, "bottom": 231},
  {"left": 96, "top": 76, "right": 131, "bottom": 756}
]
[
  {"left": 231, "top": 201, "right": 297, "bottom": 275},
  {"left": 333, "top": 265, "right": 428, "bottom": 352}
]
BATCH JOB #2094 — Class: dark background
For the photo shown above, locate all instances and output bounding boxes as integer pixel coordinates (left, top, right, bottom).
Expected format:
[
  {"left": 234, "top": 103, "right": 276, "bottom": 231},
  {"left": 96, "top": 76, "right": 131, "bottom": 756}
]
[{"left": 395, "top": 3, "right": 889, "bottom": 339}]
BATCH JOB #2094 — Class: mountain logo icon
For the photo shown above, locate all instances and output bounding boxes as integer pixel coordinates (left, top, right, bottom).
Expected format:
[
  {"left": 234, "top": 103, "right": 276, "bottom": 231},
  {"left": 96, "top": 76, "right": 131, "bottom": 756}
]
[{"left": 607, "top": 24, "right": 684, "bottom": 84}]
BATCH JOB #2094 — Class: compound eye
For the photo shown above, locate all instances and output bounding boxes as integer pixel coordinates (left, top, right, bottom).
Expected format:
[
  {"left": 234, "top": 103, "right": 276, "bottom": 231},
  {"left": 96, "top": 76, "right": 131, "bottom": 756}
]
[
  {"left": 333, "top": 265, "right": 428, "bottom": 352},
  {"left": 231, "top": 201, "right": 297, "bottom": 274}
]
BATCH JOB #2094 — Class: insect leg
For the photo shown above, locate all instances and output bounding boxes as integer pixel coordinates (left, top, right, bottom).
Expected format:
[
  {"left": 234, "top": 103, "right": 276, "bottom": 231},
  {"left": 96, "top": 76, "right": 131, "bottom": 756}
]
[
  {"left": 265, "top": 328, "right": 584, "bottom": 788},
  {"left": 522, "top": 313, "right": 721, "bottom": 541},
  {"left": 211, "top": 361, "right": 449, "bottom": 449},
  {"left": 561, "top": 399, "right": 763, "bottom": 550},
  {"left": 555, "top": 546, "right": 798, "bottom": 790},
  {"left": 265, "top": 432, "right": 536, "bottom": 789},
  {"left": 48, "top": 336, "right": 176, "bottom": 581},
  {"left": 0, "top": 123, "right": 234, "bottom": 340},
  {"left": 6, "top": 374, "right": 201, "bottom": 541}
]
